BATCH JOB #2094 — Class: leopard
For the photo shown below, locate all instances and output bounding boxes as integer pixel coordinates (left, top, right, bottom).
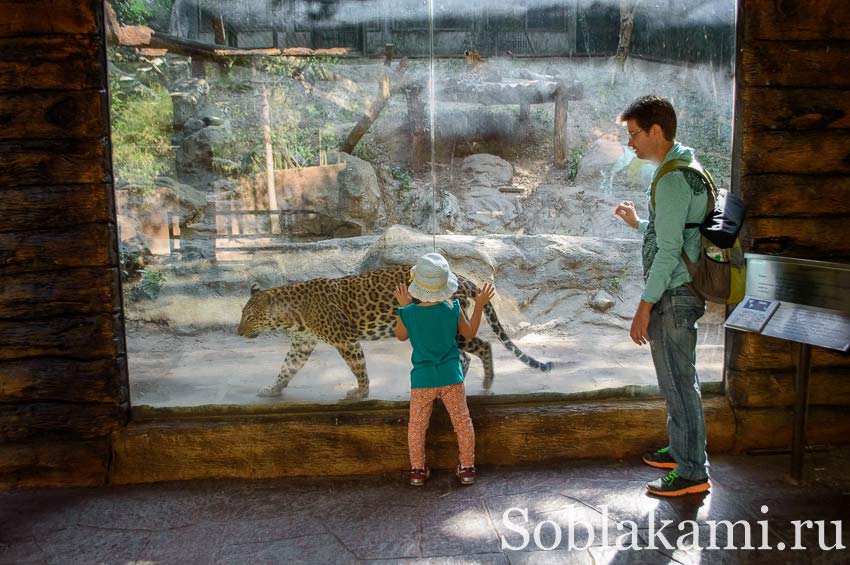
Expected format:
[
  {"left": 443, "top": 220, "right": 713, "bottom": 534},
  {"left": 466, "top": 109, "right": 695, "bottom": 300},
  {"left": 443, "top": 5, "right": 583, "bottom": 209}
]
[{"left": 238, "top": 265, "right": 554, "bottom": 400}]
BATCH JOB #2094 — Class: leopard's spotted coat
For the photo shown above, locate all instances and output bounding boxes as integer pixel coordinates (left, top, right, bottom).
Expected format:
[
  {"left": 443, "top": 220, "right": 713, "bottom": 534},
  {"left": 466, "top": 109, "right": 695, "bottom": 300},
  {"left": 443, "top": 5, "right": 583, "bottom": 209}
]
[{"left": 238, "top": 266, "right": 553, "bottom": 399}]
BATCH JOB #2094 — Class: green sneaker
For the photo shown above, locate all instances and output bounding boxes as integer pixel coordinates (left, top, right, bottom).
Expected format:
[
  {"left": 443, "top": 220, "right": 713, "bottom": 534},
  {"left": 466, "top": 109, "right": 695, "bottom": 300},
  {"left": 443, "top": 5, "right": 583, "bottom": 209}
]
[
  {"left": 646, "top": 469, "right": 710, "bottom": 497},
  {"left": 642, "top": 446, "right": 676, "bottom": 469}
]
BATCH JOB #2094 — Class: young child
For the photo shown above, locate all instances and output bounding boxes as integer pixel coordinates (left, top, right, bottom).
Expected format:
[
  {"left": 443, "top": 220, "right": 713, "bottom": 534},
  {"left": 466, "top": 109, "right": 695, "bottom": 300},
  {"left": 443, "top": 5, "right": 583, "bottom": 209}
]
[{"left": 394, "top": 252, "right": 495, "bottom": 486}]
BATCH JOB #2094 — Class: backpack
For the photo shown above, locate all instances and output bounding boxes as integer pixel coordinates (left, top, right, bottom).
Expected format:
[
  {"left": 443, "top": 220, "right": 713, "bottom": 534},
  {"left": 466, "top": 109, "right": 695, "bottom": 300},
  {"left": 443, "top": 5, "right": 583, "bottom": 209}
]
[{"left": 650, "top": 159, "right": 747, "bottom": 305}]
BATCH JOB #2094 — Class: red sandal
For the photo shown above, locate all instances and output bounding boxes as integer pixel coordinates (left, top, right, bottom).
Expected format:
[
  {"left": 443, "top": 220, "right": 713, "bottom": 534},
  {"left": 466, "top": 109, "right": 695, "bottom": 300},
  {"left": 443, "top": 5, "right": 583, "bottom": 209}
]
[{"left": 456, "top": 465, "right": 476, "bottom": 485}]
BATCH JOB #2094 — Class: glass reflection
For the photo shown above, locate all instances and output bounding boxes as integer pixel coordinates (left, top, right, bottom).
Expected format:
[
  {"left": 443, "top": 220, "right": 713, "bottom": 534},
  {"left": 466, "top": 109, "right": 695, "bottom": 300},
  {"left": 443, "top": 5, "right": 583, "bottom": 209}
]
[{"left": 109, "top": 0, "right": 735, "bottom": 407}]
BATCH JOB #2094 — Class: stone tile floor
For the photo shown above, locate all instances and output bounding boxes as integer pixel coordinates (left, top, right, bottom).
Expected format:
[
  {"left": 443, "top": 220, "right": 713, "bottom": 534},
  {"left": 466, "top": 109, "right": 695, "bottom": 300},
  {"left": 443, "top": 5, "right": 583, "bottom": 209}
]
[{"left": 1, "top": 448, "right": 848, "bottom": 564}]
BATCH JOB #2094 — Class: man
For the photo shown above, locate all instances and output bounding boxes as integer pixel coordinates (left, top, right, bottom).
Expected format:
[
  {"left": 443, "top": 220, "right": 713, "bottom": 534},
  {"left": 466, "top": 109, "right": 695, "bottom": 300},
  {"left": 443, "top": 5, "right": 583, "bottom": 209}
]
[{"left": 614, "top": 95, "right": 710, "bottom": 497}]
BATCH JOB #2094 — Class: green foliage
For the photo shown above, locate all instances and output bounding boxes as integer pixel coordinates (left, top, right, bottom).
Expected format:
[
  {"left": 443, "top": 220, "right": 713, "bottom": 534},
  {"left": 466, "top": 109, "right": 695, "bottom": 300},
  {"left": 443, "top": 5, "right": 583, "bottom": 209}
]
[
  {"left": 608, "top": 277, "right": 621, "bottom": 292},
  {"left": 112, "top": 0, "right": 173, "bottom": 29},
  {"left": 137, "top": 269, "right": 166, "bottom": 300},
  {"left": 567, "top": 147, "right": 583, "bottom": 181},
  {"left": 110, "top": 83, "right": 174, "bottom": 193},
  {"left": 391, "top": 165, "right": 413, "bottom": 193}
]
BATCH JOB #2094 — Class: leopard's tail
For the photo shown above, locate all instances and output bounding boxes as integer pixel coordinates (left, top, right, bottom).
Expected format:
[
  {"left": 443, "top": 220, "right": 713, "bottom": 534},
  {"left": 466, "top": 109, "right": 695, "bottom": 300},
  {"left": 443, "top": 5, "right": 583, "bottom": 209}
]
[{"left": 482, "top": 303, "right": 554, "bottom": 371}]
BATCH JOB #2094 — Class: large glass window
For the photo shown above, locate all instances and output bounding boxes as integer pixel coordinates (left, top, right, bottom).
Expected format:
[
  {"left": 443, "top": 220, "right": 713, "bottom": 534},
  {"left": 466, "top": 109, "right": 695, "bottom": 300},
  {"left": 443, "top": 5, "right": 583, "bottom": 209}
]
[{"left": 109, "top": 0, "right": 736, "bottom": 408}]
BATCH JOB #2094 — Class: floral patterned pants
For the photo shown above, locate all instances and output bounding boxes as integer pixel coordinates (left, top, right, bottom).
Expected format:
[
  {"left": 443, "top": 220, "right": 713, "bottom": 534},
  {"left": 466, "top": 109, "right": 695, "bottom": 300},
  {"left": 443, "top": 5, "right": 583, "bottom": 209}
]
[{"left": 408, "top": 382, "right": 475, "bottom": 469}]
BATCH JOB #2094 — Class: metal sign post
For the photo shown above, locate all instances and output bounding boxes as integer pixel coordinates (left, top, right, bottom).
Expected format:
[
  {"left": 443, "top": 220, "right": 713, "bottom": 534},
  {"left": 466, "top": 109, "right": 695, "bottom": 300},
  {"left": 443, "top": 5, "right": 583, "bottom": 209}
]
[{"left": 726, "top": 254, "right": 850, "bottom": 484}]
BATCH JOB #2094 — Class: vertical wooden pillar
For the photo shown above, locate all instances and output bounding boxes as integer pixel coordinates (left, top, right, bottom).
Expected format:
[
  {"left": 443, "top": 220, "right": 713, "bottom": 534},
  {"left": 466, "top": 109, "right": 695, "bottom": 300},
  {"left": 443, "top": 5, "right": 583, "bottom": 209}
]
[
  {"left": 405, "top": 86, "right": 427, "bottom": 170},
  {"left": 553, "top": 84, "right": 568, "bottom": 168},
  {"left": 0, "top": 0, "right": 128, "bottom": 487}
]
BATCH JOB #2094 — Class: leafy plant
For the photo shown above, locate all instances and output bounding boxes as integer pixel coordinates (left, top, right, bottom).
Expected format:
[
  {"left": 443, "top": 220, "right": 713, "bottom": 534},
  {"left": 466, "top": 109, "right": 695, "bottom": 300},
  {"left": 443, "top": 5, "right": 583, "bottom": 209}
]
[
  {"left": 608, "top": 277, "right": 621, "bottom": 293},
  {"left": 137, "top": 269, "right": 166, "bottom": 300},
  {"left": 110, "top": 83, "right": 174, "bottom": 193},
  {"left": 112, "top": 0, "right": 173, "bottom": 29},
  {"left": 567, "top": 147, "right": 583, "bottom": 181},
  {"left": 391, "top": 165, "right": 413, "bottom": 192}
]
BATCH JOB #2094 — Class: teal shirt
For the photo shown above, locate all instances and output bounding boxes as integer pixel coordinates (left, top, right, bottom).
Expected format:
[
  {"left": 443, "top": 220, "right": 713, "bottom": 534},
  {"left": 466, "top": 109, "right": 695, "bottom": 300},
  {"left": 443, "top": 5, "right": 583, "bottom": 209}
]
[
  {"left": 398, "top": 299, "right": 464, "bottom": 389},
  {"left": 636, "top": 142, "right": 708, "bottom": 304}
]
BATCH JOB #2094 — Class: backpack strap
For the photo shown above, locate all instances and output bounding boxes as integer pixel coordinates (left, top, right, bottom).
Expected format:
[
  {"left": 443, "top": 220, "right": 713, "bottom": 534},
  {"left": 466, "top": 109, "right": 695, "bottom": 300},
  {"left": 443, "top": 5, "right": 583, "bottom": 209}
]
[{"left": 649, "top": 158, "right": 717, "bottom": 225}]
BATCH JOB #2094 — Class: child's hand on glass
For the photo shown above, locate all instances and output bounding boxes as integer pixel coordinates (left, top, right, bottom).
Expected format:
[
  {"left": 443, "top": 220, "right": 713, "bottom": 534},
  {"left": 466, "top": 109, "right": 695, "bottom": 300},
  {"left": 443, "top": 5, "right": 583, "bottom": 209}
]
[
  {"left": 394, "top": 283, "right": 412, "bottom": 306},
  {"left": 475, "top": 283, "right": 495, "bottom": 306}
]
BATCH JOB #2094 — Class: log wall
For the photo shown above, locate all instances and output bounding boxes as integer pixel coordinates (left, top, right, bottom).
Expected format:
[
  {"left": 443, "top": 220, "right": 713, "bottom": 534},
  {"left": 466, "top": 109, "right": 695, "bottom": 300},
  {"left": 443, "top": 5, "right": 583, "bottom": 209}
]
[
  {"left": 0, "top": 0, "right": 129, "bottom": 487},
  {"left": 1, "top": 0, "right": 849, "bottom": 486},
  {"left": 729, "top": 0, "right": 850, "bottom": 450}
]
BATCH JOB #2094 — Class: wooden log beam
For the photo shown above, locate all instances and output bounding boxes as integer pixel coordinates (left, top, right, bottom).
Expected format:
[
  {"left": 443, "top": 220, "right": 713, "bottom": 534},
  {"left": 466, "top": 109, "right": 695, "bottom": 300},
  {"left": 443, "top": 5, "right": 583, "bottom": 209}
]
[
  {"left": 0, "top": 0, "right": 98, "bottom": 36},
  {"left": 0, "top": 358, "right": 125, "bottom": 404},
  {"left": 0, "top": 36, "right": 103, "bottom": 92},
  {"left": 741, "top": 87, "right": 850, "bottom": 131},
  {"left": 727, "top": 368, "right": 850, "bottom": 408},
  {"left": 0, "top": 268, "right": 119, "bottom": 319},
  {"left": 0, "top": 185, "right": 114, "bottom": 233},
  {"left": 0, "top": 402, "right": 122, "bottom": 442},
  {"left": 740, "top": 175, "right": 850, "bottom": 218},
  {"left": 0, "top": 91, "right": 107, "bottom": 140},
  {"left": 0, "top": 223, "right": 117, "bottom": 274},
  {"left": 741, "top": 130, "right": 850, "bottom": 175},
  {"left": 743, "top": 41, "right": 850, "bottom": 88},
  {"left": 0, "top": 313, "right": 124, "bottom": 361},
  {"left": 0, "top": 439, "right": 110, "bottom": 488},
  {"left": 729, "top": 332, "right": 850, "bottom": 372},
  {"left": 741, "top": 217, "right": 850, "bottom": 258},
  {"left": 110, "top": 396, "right": 735, "bottom": 484},
  {"left": 745, "top": 0, "right": 850, "bottom": 41},
  {"left": 0, "top": 139, "right": 110, "bottom": 187},
  {"left": 340, "top": 60, "right": 408, "bottom": 155},
  {"left": 110, "top": 24, "right": 347, "bottom": 61},
  {"left": 733, "top": 406, "right": 850, "bottom": 452}
]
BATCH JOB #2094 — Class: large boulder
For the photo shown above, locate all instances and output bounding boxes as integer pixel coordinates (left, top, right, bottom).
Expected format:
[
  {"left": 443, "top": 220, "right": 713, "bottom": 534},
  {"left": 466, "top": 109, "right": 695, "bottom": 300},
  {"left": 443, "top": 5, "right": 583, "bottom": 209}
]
[
  {"left": 264, "top": 152, "right": 382, "bottom": 238},
  {"left": 461, "top": 153, "right": 514, "bottom": 188}
]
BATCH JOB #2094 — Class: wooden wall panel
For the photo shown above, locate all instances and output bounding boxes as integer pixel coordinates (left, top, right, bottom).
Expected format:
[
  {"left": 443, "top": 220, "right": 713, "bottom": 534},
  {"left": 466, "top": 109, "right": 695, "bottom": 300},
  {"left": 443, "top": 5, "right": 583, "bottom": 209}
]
[
  {"left": 0, "top": 37, "right": 104, "bottom": 92},
  {"left": 0, "top": 91, "right": 108, "bottom": 140},
  {"left": 740, "top": 175, "right": 850, "bottom": 218},
  {"left": 742, "top": 217, "right": 850, "bottom": 259},
  {"left": 0, "top": 0, "right": 127, "bottom": 488},
  {"left": 0, "top": 185, "right": 114, "bottom": 232},
  {"left": 0, "top": 1, "right": 98, "bottom": 36},
  {"left": 742, "top": 41, "right": 850, "bottom": 88},
  {"left": 744, "top": 0, "right": 850, "bottom": 41},
  {"left": 0, "top": 268, "right": 119, "bottom": 319},
  {"left": 0, "top": 223, "right": 117, "bottom": 274},
  {"left": 733, "top": 406, "right": 850, "bottom": 452},
  {"left": 0, "top": 139, "right": 110, "bottom": 187},
  {"left": 0, "top": 439, "right": 109, "bottom": 488},
  {"left": 732, "top": 0, "right": 850, "bottom": 458},
  {"left": 729, "top": 332, "right": 850, "bottom": 372},
  {"left": 0, "top": 314, "right": 123, "bottom": 361},
  {"left": 741, "top": 88, "right": 850, "bottom": 131},
  {"left": 727, "top": 368, "right": 850, "bottom": 408},
  {"left": 0, "top": 402, "right": 121, "bottom": 442},
  {"left": 0, "top": 358, "right": 124, "bottom": 403},
  {"left": 111, "top": 396, "right": 735, "bottom": 484},
  {"left": 741, "top": 130, "right": 850, "bottom": 175}
]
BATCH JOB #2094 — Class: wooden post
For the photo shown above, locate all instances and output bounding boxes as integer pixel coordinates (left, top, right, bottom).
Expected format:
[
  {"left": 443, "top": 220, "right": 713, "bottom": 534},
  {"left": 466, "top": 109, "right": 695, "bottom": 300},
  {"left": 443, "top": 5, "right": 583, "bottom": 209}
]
[
  {"left": 385, "top": 43, "right": 393, "bottom": 66},
  {"left": 519, "top": 102, "right": 530, "bottom": 121},
  {"left": 340, "top": 60, "right": 407, "bottom": 154},
  {"left": 262, "top": 85, "right": 279, "bottom": 234},
  {"left": 405, "top": 85, "right": 427, "bottom": 170},
  {"left": 554, "top": 84, "right": 568, "bottom": 168}
]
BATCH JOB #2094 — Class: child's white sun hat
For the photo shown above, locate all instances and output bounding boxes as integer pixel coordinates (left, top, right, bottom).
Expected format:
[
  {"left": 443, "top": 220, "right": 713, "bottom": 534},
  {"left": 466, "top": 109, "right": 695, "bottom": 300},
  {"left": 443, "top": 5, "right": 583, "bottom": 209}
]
[{"left": 408, "top": 252, "right": 458, "bottom": 302}]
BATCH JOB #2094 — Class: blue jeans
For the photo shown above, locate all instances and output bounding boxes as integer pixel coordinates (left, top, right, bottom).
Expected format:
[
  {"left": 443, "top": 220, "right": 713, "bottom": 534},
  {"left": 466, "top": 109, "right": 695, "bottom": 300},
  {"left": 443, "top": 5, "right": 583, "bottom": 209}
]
[{"left": 649, "top": 286, "right": 708, "bottom": 481}]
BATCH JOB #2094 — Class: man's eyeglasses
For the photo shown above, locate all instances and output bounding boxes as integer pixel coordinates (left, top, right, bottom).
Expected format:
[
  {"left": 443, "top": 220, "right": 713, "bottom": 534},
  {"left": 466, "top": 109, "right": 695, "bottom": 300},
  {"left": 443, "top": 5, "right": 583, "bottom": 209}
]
[{"left": 627, "top": 128, "right": 644, "bottom": 139}]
